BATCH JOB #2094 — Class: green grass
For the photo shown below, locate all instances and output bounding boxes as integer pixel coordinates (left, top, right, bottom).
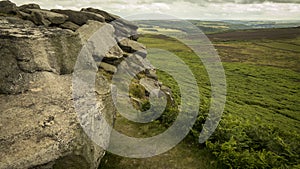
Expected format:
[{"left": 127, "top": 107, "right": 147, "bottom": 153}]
[
  {"left": 100, "top": 32, "right": 300, "bottom": 168},
  {"left": 138, "top": 33, "right": 300, "bottom": 131},
  {"left": 99, "top": 115, "right": 219, "bottom": 169},
  {"left": 138, "top": 34, "right": 300, "bottom": 168},
  {"left": 225, "top": 63, "right": 300, "bottom": 122},
  {"left": 259, "top": 41, "right": 300, "bottom": 53}
]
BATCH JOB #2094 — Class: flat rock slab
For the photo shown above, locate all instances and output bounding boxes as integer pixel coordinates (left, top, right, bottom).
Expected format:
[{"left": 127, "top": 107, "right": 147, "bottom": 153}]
[
  {"left": 51, "top": 9, "right": 105, "bottom": 26},
  {"left": 29, "top": 9, "right": 68, "bottom": 25},
  {"left": 118, "top": 39, "right": 147, "bottom": 58},
  {"left": 59, "top": 21, "right": 80, "bottom": 31}
]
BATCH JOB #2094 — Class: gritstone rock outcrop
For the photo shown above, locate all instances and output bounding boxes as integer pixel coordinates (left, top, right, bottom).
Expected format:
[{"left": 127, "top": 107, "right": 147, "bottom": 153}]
[{"left": 0, "top": 1, "right": 171, "bottom": 168}]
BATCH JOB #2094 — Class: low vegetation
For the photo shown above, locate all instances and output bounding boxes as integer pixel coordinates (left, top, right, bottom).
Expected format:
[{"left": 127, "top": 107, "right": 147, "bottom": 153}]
[
  {"left": 138, "top": 31, "right": 300, "bottom": 168},
  {"left": 100, "top": 26, "right": 300, "bottom": 168}
]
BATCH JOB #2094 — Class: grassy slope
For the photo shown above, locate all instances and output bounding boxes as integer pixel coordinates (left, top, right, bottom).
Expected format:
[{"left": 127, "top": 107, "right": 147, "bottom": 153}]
[
  {"left": 100, "top": 28, "right": 300, "bottom": 168},
  {"left": 99, "top": 115, "right": 218, "bottom": 169},
  {"left": 139, "top": 33, "right": 300, "bottom": 132}
]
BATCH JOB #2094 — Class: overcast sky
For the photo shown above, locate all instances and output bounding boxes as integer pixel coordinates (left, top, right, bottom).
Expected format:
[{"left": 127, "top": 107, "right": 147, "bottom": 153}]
[{"left": 12, "top": 0, "right": 300, "bottom": 20}]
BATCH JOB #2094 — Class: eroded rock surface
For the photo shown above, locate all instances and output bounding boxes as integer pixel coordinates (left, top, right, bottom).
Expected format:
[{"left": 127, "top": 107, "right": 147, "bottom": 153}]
[
  {"left": 0, "top": 15, "right": 113, "bottom": 169},
  {"left": 0, "top": 1, "right": 171, "bottom": 168}
]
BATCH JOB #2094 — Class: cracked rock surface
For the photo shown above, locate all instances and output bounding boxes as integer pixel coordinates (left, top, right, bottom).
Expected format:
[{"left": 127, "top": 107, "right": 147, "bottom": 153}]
[{"left": 0, "top": 1, "right": 170, "bottom": 168}]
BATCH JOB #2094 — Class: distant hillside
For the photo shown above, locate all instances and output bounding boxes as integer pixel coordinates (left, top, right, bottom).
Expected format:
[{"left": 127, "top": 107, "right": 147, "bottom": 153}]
[
  {"left": 135, "top": 20, "right": 300, "bottom": 34},
  {"left": 207, "top": 27, "right": 300, "bottom": 41}
]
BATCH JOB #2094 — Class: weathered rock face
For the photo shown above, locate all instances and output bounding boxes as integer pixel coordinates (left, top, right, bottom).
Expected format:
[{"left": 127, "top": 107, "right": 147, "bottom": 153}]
[
  {"left": 0, "top": 16, "right": 113, "bottom": 169},
  {"left": 0, "top": 1, "right": 170, "bottom": 169},
  {"left": 0, "top": 17, "right": 80, "bottom": 94}
]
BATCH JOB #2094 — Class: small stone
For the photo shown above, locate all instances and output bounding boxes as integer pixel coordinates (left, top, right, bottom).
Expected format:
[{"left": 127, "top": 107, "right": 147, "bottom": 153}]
[
  {"left": 47, "top": 115, "right": 55, "bottom": 122},
  {"left": 44, "top": 121, "right": 54, "bottom": 127},
  {"left": 30, "top": 88, "right": 42, "bottom": 92},
  {"left": 105, "top": 45, "right": 123, "bottom": 60},
  {"left": 99, "top": 62, "right": 117, "bottom": 73},
  {"left": 118, "top": 39, "right": 147, "bottom": 58},
  {"left": 146, "top": 69, "right": 158, "bottom": 80},
  {"left": 38, "top": 121, "right": 44, "bottom": 127},
  {"left": 139, "top": 77, "right": 160, "bottom": 94}
]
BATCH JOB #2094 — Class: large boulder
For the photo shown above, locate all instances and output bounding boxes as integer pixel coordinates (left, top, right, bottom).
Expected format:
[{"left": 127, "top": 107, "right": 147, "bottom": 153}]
[
  {"left": 76, "top": 20, "right": 123, "bottom": 60},
  {"left": 51, "top": 9, "right": 105, "bottom": 26},
  {"left": 0, "top": 17, "right": 116, "bottom": 169},
  {"left": 81, "top": 8, "right": 138, "bottom": 30},
  {"left": 28, "top": 9, "right": 68, "bottom": 26},
  {"left": 111, "top": 20, "right": 139, "bottom": 41},
  {"left": 18, "top": 3, "right": 40, "bottom": 13},
  {"left": 81, "top": 8, "right": 139, "bottom": 40},
  {"left": 19, "top": 3, "right": 40, "bottom": 10},
  {"left": 0, "top": 0, "right": 17, "bottom": 15},
  {"left": 30, "top": 10, "right": 51, "bottom": 26},
  {"left": 81, "top": 7, "right": 120, "bottom": 22}
]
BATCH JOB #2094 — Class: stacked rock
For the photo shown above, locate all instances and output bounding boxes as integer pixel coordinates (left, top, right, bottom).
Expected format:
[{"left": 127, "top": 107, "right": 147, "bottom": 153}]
[{"left": 0, "top": 1, "right": 172, "bottom": 169}]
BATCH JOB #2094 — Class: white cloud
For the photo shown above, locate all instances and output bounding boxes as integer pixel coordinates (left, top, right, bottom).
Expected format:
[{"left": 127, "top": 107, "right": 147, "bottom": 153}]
[{"left": 11, "top": 0, "right": 300, "bottom": 20}]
